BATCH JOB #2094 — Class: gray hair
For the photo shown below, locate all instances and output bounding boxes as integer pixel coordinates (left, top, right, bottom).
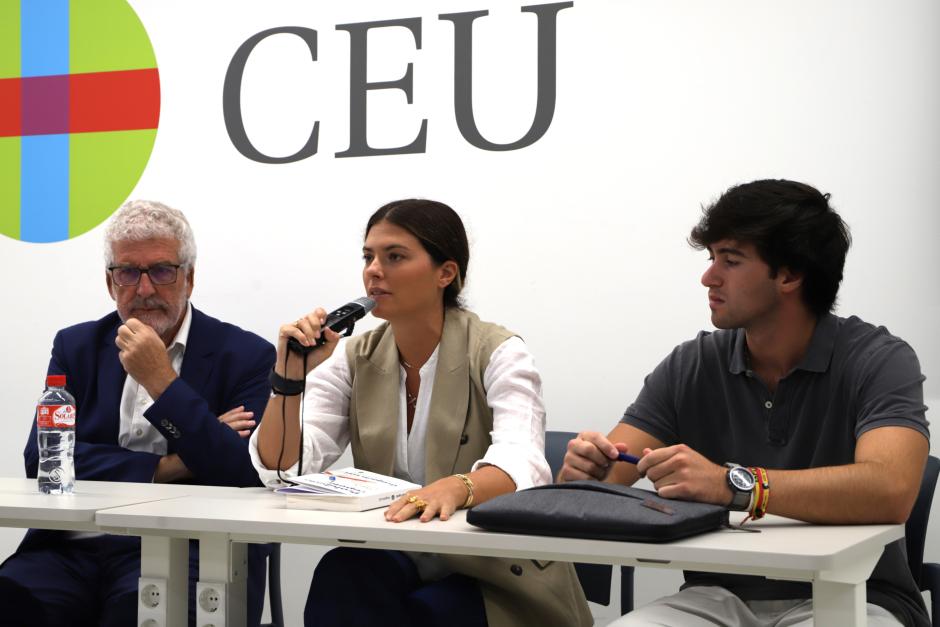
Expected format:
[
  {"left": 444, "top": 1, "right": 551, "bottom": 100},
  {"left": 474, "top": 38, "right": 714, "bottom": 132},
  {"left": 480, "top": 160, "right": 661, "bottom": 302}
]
[{"left": 103, "top": 200, "right": 197, "bottom": 267}]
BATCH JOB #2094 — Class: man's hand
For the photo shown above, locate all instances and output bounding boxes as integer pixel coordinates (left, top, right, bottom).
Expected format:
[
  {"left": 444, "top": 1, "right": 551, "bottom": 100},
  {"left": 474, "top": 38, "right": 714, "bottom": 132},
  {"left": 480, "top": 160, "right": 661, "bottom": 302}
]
[
  {"left": 116, "top": 318, "right": 177, "bottom": 399},
  {"left": 558, "top": 431, "right": 629, "bottom": 482},
  {"left": 219, "top": 405, "right": 256, "bottom": 438},
  {"left": 638, "top": 444, "right": 730, "bottom": 505},
  {"left": 153, "top": 453, "right": 193, "bottom": 483}
]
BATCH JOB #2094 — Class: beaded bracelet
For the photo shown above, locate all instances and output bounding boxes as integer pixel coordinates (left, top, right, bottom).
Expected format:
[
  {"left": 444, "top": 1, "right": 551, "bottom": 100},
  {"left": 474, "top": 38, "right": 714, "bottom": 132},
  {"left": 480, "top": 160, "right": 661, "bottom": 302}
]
[{"left": 453, "top": 473, "right": 475, "bottom": 508}]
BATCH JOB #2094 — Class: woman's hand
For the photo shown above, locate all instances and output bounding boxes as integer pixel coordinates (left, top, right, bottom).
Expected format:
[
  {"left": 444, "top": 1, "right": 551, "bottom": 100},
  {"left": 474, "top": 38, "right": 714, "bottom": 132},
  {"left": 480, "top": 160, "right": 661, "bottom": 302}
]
[
  {"left": 275, "top": 308, "right": 342, "bottom": 379},
  {"left": 385, "top": 476, "right": 470, "bottom": 523}
]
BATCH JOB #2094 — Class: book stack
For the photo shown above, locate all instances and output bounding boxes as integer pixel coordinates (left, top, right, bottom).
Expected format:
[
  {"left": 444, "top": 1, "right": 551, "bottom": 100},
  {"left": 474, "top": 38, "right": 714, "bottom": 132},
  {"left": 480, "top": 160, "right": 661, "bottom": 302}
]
[{"left": 276, "top": 467, "right": 421, "bottom": 512}]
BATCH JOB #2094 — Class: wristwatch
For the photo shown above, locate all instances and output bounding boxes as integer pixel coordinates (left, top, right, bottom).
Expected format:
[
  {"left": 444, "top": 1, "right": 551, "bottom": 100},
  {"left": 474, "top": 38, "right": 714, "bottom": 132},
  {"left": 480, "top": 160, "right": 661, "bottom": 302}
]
[{"left": 724, "top": 463, "right": 755, "bottom": 511}]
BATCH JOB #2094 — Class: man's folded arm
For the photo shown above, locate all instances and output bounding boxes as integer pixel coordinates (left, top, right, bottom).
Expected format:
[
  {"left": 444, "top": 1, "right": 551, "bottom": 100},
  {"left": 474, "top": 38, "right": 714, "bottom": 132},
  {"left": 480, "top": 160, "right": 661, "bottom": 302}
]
[
  {"left": 25, "top": 423, "right": 161, "bottom": 482},
  {"left": 144, "top": 340, "right": 274, "bottom": 487}
]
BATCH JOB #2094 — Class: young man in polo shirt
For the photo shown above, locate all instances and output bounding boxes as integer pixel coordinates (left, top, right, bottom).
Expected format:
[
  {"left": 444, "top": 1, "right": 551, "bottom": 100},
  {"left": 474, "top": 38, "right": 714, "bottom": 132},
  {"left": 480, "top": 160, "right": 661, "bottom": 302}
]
[{"left": 560, "top": 179, "right": 929, "bottom": 627}]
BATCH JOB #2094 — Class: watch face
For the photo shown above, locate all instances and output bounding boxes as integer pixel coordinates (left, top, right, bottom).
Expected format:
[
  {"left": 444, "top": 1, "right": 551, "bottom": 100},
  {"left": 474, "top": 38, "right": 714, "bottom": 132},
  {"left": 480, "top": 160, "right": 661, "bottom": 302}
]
[{"left": 729, "top": 467, "right": 755, "bottom": 491}]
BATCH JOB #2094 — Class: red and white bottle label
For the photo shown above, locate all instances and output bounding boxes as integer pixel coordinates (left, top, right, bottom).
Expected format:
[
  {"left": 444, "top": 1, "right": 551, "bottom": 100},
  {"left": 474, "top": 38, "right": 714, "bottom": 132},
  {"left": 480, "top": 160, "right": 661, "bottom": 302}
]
[{"left": 37, "top": 405, "right": 76, "bottom": 428}]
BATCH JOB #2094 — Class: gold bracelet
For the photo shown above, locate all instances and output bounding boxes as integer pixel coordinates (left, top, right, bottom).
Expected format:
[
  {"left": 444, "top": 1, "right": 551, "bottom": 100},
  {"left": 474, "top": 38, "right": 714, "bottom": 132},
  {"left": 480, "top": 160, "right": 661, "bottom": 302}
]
[{"left": 453, "top": 473, "right": 474, "bottom": 508}]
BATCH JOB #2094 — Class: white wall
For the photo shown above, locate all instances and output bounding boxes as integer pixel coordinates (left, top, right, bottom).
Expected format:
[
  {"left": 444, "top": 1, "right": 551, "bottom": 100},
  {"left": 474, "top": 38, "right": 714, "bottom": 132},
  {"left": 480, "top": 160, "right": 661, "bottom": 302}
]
[{"left": 1, "top": 1, "right": 938, "bottom": 624}]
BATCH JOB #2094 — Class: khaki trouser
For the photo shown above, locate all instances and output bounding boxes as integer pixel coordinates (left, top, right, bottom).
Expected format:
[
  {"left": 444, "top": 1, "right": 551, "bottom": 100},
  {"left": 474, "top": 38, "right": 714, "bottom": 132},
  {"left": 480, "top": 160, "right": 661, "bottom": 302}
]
[{"left": 608, "top": 585, "right": 903, "bottom": 627}]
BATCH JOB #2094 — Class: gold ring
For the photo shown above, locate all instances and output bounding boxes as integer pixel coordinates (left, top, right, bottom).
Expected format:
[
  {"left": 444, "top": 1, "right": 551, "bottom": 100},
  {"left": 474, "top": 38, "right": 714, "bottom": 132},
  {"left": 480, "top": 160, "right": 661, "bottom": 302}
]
[{"left": 407, "top": 495, "right": 427, "bottom": 511}]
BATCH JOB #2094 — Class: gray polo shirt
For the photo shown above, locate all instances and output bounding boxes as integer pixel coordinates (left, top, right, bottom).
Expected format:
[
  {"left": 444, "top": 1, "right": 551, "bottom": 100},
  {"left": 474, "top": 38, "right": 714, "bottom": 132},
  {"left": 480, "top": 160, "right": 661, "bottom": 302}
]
[{"left": 622, "top": 313, "right": 929, "bottom": 626}]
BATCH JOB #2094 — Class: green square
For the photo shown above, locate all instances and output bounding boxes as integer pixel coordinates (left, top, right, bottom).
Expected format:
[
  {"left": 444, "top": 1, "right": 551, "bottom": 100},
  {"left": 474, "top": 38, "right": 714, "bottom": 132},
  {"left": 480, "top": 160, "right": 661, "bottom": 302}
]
[
  {"left": 0, "top": 2, "right": 20, "bottom": 79},
  {"left": 69, "top": 128, "right": 157, "bottom": 238},
  {"left": 71, "top": 0, "right": 157, "bottom": 74},
  {"left": 0, "top": 136, "right": 21, "bottom": 240}
]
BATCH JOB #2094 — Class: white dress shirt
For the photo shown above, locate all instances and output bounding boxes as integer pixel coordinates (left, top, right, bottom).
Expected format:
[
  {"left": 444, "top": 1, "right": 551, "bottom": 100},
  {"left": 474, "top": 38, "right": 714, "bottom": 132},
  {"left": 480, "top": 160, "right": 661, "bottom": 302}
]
[
  {"left": 118, "top": 302, "right": 192, "bottom": 456},
  {"left": 71, "top": 304, "right": 192, "bottom": 540},
  {"left": 249, "top": 335, "right": 551, "bottom": 490}
]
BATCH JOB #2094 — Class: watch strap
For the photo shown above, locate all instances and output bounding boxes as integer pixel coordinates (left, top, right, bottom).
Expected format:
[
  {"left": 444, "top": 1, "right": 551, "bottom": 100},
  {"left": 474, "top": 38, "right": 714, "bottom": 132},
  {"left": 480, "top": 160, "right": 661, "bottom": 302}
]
[{"left": 728, "top": 485, "right": 752, "bottom": 511}]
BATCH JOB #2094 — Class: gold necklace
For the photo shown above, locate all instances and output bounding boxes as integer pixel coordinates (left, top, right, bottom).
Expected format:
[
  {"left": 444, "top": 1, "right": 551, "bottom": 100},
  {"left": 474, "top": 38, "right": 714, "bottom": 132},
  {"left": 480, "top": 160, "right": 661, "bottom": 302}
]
[{"left": 400, "top": 357, "right": 418, "bottom": 408}]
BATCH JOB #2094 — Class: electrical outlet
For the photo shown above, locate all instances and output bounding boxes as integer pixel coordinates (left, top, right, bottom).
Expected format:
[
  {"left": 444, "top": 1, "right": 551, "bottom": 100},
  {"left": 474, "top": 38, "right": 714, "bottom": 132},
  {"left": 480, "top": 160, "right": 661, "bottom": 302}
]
[
  {"left": 137, "top": 577, "right": 168, "bottom": 627},
  {"left": 140, "top": 583, "right": 161, "bottom": 609},
  {"left": 199, "top": 586, "right": 221, "bottom": 612},
  {"left": 196, "top": 581, "right": 227, "bottom": 627}
]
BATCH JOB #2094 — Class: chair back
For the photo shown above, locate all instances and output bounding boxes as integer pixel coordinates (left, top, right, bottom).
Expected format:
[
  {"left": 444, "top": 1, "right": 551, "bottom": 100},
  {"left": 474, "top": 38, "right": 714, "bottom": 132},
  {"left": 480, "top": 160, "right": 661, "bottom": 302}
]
[
  {"left": 906, "top": 455, "right": 940, "bottom": 587},
  {"left": 545, "top": 430, "right": 576, "bottom": 480},
  {"left": 545, "top": 430, "right": 615, "bottom": 607}
]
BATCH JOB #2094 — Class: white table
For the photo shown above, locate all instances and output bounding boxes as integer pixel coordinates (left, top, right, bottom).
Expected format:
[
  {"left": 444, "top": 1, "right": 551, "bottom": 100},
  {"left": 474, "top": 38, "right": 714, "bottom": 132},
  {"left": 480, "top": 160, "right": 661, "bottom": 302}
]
[
  {"left": 0, "top": 479, "right": 254, "bottom": 625},
  {"left": 0, "top": 478, "right": 223, "bottom": 531},
  {"left": 96, "top": 490, "right": 904, "bottom": 627}
]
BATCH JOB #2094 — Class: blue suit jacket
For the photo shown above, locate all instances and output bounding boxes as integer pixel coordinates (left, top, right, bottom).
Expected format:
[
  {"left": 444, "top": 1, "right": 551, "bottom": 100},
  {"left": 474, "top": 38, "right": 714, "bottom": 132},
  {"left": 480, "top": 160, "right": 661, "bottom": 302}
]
[
  {"left": 22, "top": 306, "right": 274, "bottom": 540},
  {"left": 12, "top": 306, "right": 275, "bottom": 626}
]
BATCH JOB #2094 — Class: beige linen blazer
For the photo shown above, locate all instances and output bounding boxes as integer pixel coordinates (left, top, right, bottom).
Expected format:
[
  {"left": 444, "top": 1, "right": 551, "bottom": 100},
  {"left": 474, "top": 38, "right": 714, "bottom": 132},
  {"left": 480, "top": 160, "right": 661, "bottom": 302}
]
[{"left": 344, "top": 307, "right": 592, "bottom": 627}]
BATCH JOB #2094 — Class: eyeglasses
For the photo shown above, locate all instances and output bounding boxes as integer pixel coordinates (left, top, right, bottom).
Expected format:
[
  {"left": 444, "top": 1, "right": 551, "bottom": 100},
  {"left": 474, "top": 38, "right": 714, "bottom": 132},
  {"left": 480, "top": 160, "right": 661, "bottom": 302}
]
[{"left": 108, "top": 264, "right": 182, "bottom": 286}]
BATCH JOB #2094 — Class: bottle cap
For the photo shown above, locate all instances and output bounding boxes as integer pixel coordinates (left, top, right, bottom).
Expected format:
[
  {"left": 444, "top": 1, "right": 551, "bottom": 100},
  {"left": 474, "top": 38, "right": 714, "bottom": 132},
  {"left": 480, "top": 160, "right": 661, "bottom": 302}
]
[{"left": 46, "top": 375, "right": 66, "bottom": 388}]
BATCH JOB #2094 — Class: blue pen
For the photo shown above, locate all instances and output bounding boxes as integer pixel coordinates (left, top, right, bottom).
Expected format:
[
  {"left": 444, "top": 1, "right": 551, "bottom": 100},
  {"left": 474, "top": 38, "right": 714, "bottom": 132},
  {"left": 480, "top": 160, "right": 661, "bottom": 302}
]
[{"left": 617, "top": 452, "right": 641, "bottom": 464}]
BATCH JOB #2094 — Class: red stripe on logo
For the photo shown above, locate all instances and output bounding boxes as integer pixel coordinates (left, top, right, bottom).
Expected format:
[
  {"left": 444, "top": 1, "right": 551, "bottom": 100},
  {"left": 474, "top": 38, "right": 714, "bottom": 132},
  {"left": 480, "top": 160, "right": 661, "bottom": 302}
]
[
  {"left": 70, "top": 68, "right": 160, "bottom": 134},
  {"left": 0, "top": 77, "right": 23, "bottom": 138}
]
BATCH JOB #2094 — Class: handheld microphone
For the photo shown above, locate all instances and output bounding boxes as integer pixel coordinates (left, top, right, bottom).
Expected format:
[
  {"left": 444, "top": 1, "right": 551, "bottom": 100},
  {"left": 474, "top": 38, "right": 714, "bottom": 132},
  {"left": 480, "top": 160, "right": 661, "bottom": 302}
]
[{"left": 287, "top": 297, "right": 376, "bottom": 355}]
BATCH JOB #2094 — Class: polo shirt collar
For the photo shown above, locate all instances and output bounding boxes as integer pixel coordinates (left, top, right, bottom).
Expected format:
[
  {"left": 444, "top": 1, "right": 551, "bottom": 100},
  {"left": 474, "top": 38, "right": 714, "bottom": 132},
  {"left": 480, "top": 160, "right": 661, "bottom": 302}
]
[
  {"left": 794, "top": 312, "right": 837, "bottom": 373},
  {"left": 728, "top": 313, "right": 838, "bottom": 375},
  {"left": 730, "top": 329, "right": 748, "bottom": 375}
]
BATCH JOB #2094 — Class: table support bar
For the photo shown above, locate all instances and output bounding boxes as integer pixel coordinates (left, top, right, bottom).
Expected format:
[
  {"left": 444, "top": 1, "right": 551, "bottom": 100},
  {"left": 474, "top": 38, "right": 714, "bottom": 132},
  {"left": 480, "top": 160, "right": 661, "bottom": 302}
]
[
  {"left": 196, "top": 535, "right": 247, "bottom": 627},
  {"left": 139, "top": 535, "right": 189, "bottom": 627}
]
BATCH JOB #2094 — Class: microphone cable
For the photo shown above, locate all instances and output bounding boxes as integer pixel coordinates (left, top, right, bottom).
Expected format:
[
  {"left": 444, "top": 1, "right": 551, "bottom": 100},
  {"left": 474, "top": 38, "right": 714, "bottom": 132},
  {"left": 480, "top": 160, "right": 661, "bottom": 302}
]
[{"left": 275, "top": 349, "right": 308, "bottom": 485}]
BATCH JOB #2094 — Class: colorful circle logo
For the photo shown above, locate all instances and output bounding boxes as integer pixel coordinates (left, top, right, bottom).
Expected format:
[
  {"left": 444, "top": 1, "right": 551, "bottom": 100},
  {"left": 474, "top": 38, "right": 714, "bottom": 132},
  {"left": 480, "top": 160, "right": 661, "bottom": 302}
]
[{"left": 0, "top": 0, "right": 160, "bottom": 243}]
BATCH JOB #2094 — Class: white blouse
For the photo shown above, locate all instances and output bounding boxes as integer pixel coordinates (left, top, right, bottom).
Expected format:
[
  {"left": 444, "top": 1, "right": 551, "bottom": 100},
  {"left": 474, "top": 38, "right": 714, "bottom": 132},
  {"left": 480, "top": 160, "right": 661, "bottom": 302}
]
[{"left": 249, "top": 335, "right": 551, "bottom": 490}]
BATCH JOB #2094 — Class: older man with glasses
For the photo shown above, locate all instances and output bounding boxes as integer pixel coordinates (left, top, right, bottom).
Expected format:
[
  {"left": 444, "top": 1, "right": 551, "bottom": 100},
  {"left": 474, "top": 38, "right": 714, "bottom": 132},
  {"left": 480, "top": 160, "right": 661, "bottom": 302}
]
[{"left": 0, "top": 200, "right": 275, "bottom": 627}]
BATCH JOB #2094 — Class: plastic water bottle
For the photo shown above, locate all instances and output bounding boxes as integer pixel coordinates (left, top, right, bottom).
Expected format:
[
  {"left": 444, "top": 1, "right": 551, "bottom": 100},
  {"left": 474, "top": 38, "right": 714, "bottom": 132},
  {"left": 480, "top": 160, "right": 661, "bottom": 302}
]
[{"left": 36, "top": 374, "right": 76, "bottom": 494}]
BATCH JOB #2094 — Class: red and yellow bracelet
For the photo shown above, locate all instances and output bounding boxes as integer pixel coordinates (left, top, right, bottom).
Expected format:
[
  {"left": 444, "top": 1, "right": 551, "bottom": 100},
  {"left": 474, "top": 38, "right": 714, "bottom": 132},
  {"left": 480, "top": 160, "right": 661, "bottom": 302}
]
[{"left": 743, "top": 466, "right": 770, "bottom": 524}]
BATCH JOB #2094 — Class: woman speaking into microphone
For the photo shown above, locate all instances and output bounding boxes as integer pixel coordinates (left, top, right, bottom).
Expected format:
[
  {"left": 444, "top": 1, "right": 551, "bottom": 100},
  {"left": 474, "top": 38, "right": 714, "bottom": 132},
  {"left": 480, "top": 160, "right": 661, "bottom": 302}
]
[{"left": 249, "top": 199, "right": 590, "bottom": 627}]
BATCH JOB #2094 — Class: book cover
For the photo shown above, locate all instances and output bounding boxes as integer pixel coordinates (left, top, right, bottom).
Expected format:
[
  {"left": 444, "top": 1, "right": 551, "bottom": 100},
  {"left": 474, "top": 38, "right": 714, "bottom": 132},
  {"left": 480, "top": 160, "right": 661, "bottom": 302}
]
[{"left": 276, "top": 467, "right": 421, "bottom": 512}]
